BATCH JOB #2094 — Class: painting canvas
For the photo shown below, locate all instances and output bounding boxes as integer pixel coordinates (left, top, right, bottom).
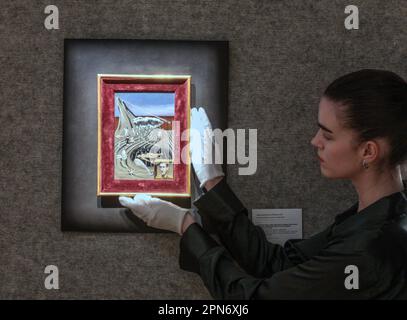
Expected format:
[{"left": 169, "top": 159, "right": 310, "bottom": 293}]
[
  {"left": 97, "top": 75, "right": 191, "bottom": 197},
  {"left": 114, "top": 92, "right": 175, "bottom": 180}
]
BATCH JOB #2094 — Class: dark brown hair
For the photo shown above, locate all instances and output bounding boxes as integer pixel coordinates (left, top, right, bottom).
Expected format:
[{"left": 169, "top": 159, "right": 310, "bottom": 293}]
[{"left": 324, "top": 69, "right": 407, "bottom": 168}]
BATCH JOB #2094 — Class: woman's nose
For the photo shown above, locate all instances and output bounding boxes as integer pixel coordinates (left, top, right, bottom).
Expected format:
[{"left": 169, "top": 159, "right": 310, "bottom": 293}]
[
  {"left": 310, "top": 132, "right": 322, "bottom": 149},
  {"left": 310, "top": 134, "right": 317, "bottom": 147}
]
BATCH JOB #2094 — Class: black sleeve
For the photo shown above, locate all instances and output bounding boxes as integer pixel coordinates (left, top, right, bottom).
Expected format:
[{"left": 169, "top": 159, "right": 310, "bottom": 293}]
[
  {"left": 179, "top": 224, "right": 378, "bottom": 300},
  {"left": 191, "top": 179, "right": 331, "bottom": 277}
]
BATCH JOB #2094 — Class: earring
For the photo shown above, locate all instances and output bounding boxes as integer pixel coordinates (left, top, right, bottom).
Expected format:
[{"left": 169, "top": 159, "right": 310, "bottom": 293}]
[{"left": 362, "top": 160, "right": 369, "bottom": 169}]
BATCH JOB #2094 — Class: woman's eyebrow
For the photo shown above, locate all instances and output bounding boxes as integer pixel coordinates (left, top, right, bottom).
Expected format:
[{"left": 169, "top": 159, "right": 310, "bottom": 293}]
[{"left": 318, "top": 122, "right": 334, "bottom": 133}]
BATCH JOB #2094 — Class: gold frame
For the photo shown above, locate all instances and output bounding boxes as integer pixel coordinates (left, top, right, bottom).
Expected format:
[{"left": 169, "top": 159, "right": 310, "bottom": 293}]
[{"left": 97, "top": 74, "right": 191, "bottom": 198}]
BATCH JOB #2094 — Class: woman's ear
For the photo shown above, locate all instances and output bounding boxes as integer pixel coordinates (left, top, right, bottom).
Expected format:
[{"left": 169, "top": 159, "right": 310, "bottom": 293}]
[
  {"left": 360, "top": 140, "right": 380, "bottom": 163},
  {"left": 361, "top": 138, "right": 391, "bottom": 165}
]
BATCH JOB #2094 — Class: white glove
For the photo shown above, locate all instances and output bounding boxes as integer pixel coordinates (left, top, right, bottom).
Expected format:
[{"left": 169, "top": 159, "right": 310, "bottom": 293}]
[
  {"left": 119, "top": 194, "right": 190, "bottom": 235},
  {"left": 190, "top": 107, "right": 225, "bottom": 189}
]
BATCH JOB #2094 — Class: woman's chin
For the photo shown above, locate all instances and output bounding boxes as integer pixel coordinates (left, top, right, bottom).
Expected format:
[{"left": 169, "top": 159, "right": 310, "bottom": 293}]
[
  {"left": 320, "top": 167, "right": 343, "bottom": 179},
  {"left": 320, "top": 165, "right": 332, "bottom": 178}
]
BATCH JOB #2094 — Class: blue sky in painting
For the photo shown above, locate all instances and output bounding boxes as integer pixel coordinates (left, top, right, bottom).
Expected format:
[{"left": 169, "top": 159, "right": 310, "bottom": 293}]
[{"left": 115, "top": 92, "right": 175, "bottom": 117}]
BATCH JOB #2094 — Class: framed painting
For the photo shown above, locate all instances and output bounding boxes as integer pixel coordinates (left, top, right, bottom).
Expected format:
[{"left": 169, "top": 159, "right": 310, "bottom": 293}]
[
  {"left": 97, "top": 74, "right": 191, "bottom": 198},
  {"left": 62, "top": 39, "right": 228, "bottom": 232}
]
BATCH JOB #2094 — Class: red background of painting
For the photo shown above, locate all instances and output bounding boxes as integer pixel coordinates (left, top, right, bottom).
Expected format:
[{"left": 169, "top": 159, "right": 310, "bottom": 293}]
[{"left": 99, "top": 77, "right": 189, "bottom": 194}]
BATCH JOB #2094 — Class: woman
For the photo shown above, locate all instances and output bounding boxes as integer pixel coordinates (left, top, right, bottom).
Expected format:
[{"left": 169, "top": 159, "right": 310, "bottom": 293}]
[{"left": 119, "top": 69, "right": 407, "bottom": 299}]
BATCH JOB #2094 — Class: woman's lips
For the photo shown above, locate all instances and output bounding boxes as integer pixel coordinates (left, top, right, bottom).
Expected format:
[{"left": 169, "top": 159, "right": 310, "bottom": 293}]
[{"left": 318, "top": 155, "right": 324, "bottom": 163}]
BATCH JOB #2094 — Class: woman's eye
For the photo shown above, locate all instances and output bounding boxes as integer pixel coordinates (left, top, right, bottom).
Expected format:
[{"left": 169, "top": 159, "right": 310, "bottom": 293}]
[{"left": 323, "top": 134, "right": 332, "bottom": 140}]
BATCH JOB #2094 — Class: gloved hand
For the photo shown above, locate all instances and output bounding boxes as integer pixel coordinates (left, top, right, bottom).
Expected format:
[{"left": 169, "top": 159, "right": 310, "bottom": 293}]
[
  {"left": 190, "top": 107, "right": 225, "bottom": 189},
  {"left": 119, "top": 194, "right": 190, "bottom": 235}
]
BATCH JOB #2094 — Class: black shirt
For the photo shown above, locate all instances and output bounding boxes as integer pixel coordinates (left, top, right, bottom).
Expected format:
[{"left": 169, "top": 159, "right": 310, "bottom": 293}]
[{"left": 179, "top": 179, "right": 407, "bottom": 299}]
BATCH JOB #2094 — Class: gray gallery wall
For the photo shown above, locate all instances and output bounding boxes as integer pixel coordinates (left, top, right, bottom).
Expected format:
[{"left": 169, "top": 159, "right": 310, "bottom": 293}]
[{"left": 0, "top": 0, "right": 406, "bottom": 299}]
